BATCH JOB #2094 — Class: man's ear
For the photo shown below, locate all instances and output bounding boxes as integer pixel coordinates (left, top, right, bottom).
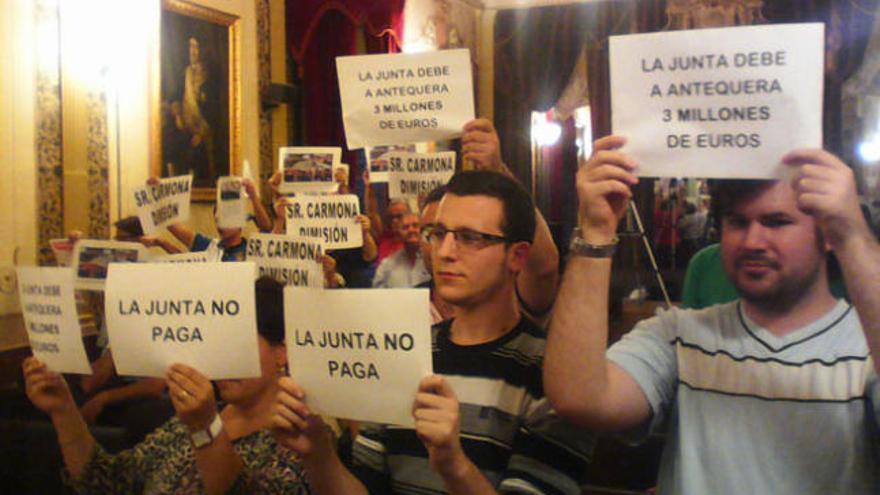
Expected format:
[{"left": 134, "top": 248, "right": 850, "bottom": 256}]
[{"left": 507, "top": 241, "right": 531, "bottom": 273}]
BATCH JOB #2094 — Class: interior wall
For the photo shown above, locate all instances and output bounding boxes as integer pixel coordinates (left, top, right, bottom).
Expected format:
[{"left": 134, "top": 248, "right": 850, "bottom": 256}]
[{"left": 0, "top": 0, "right": 39, "bottom": 315}]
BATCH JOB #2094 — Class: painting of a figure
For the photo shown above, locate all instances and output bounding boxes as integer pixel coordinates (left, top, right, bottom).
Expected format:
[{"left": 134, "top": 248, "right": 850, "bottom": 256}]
[{"left": 156, "top": 0, "right": 239, "bottom": 200}]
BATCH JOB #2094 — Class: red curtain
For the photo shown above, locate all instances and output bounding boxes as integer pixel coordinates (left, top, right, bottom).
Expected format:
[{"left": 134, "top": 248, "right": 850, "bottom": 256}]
[{"left": 286, "top": 0, "right": 405, "bottom": 179}]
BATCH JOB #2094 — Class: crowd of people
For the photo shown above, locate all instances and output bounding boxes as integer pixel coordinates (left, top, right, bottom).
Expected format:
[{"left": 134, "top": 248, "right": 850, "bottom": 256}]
[{"left": 21, "top": 118, "right": 880, "bottom": 494}]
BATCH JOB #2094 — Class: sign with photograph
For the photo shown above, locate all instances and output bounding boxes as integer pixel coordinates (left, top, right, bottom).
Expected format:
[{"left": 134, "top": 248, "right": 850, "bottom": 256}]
[
  {"left": 610, "top": 23, "right": 824, "bottom": 178},
  {"left": 336, "top": 49, "right": 475, "bottom": 149},
  {"left": 17, "top": 267, "right": 91, "bottom": 374},
  {"left": 285, "top": 287, "right": 433, "bottom": 426},
  {"left": 104, "top": 262, "right": 261, "bottom": 379},
  {"left": 133, "top": 175, "right": 193, "bottom": 234},
  {"left": 284, "top": 194, "right": 364, "bottom": 250},
  {"left": 216, "top": 176, "right": 247, "bottom": 229},
  {"left": 387, "top": 151, "right": 456, "bottom": 199},
  {"left": 278, "top": 147, "right": 342, "bottom": 195},
  {"left": 72, "top": 240, "right": 148, "bottom": 291},
  {"left": 365, "top": 144, "right": 416, "bottom": 183},
  {"left": 246, "top": 233, "right": 324, "bottom": 288}
]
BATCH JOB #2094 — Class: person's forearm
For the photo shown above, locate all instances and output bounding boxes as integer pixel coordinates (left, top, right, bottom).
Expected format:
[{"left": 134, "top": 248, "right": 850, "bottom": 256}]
[
  {"left": 361, "top": 233, "right": 378, "bottom": 262},
  {"left": 155, "top": 237, "right": 181, "bottom": 254},
  {"left": 545, "top": 255, "right": 614, "bottom": 424},
  {"left": 301, "top": 450, "right": 368, "bottom": 495},
  {"left": 51, "top": 402, "right": 97, "bottom": 478},
  {"left": 251, "top": 196, "right": 273, "bottom": 233},
  {"left": 80, "top": 354, "right": 115, "bottom": 395},
  {"left": 439, "top": 458, "right": 497, "bottom": 495},
  {"left": 167, "top": 223, "right": 195, "bottom": 248},
  {"left": 833, "top": 231, "right": 880, "bottom": 373},
  {"left": 516, "top": 208, "right": 559, "bottom": 314},
  {"left": 194, "top": 431, "right": 244, "bottom": 495}
]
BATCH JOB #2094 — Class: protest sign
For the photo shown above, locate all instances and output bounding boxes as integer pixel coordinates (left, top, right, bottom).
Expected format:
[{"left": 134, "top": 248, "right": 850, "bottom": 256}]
[
  {"left": 216, "top": 177, "right": 247, "bottom": 229},
  {"left": 49, "top": 238, "right": 75, "bottom": 267},
  {"left": 104, "top": 262, "right": 260, "bottom": 379},
  {"left": 247, "top": 233, "right": 324, "bottom": 288},
  {"left": 387, "top": 151, "right": 456, "bottom": 199},
  {"left": 278, "top": 147, "right": 341, "bottom": 195},
  {"left": 152, "top": 250, "right": 220, "bottom": 263},
  {"left": 72, "top": 240, "right": 147, "bottom": 291},
  {"left": 365, "top": 144, "right": 416, "bottom": 183},
  {"left": 610, "top": 23, "right": 824, "bottom": 178},
  {"left": 285, "top": 288, "right": 432, "bottom": 426},
  {"left": 132, "top": 175, "right": 193, "bottom": 234},
  {"left": 285, "top": 194, "right": 364, "bottom": 249},
  {"left": 337, "top": 49, "right": 475, "bottom": 149},
  {"left": 17, "top": 267, "right": 91, "bottom": 374}
]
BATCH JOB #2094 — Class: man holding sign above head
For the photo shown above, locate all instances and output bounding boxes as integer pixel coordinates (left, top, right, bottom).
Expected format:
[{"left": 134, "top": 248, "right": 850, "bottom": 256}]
[
  {"left": 22, "top": 277, "right": 309, "bottom": 494},
  {"left": 273, "top": 170, "right": 593, "bottom": 495},
  {"left": 151, "top": 176, "right": 272, "bottom": 262},
  {"left": 545, "top": 136, "right": 880, "bottom": 494}
]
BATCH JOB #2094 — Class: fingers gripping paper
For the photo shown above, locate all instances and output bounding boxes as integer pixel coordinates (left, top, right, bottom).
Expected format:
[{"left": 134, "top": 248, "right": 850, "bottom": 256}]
[
  {"left": 17, "top": 267, "right": 91, "bottom": 374},
  {"left": 336, "top": 49, "right": 475, "bottom": 149},
  {"left": 610, "top": 23, "right": 824, "bottom": 178},
  {"left": 104, "top": 262, "right": 261, "bottom": 379},
  {"left": 285, "top": 288, "right": 433, "bottom": 426}
]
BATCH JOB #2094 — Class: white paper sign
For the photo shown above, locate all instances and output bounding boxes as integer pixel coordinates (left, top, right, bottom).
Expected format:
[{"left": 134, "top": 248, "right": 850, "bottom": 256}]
[
  {"left": 17, "top": 267, "right": 91, "bottom": 374},
  {"left": 152, "top": 250, "right": 219, "bottom": 263},
  {"left": 337, "top": 49, "right": 475, "bottom": 149},
  {"left": 133, "top": 175, "right": 193, "bottom": 234},
  {"left": 610, "top": 23, "right": 824, "bottom": 178},
  {"left": 286, "top": 288, "right": 432, "bottom": 426},
  {"left": 104, "top": 263, "right": 260, "bottom": 379},
  {"left": 387, "top": 151, "right": 456, "bottom": 199},
  {"left": 365, "top": 144, "right": 416, "bottom": 183},
  {"left": 279, "top": 147, "right": 341, "bottom": 194},
  {"left": 246, "top": 233, "right": 323, "bottom": 288},
  {"left": 285, "top": 194, "right": 364, "bottom": 249},
  {"left": 216, "top": 177, "right": 247, "bottom": 229},
  {"left": 72, "top": 240, "right": 147, "bottom": 291}
]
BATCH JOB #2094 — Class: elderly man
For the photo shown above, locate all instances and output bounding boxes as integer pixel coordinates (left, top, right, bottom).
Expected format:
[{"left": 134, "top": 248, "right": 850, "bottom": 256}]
[
  {"left": 545, "top": 136, "right": 880, "bottom": 494},
  {"left": 372, "top": 212, "right": 431, "bottom": 288}
]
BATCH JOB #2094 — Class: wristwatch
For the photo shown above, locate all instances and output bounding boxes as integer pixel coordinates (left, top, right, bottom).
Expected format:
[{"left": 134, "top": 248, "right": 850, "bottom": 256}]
[
  {"left": 190, "top": 414, "right": 223, "bottom": 449},
  {"left": 568, "top": 228, "right": 619, "bottom": 258}
]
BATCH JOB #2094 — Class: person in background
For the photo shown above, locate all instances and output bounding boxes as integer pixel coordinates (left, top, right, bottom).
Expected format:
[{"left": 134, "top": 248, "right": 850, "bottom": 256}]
[
  {"left": 154, "top": 176, "right": 272, "bottom": 262},
  {"left": 23, "top": 277, "right": 310, "bottom": 494},
  {"left": 372, "top": 212, "right": 431, "bottom": 288}
]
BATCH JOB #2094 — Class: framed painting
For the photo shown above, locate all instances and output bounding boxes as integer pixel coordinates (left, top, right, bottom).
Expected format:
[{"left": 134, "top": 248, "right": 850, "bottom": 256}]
[{"left": 152, "top": 0, "right": 240, "bottom": 201}]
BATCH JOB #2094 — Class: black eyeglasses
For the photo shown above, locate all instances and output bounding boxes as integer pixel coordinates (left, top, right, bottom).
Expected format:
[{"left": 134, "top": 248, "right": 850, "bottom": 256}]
[{"left": 423, "top": 225, "right": 508, "bottom": 250}]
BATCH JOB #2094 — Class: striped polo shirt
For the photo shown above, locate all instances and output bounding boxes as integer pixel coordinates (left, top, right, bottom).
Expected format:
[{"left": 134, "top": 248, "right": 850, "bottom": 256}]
[
  {"left": 351, "top": 316, "right": 594, "bottom": 494},
  {"left": 608, "top": 300, "right": 880, "bottom": 494}
]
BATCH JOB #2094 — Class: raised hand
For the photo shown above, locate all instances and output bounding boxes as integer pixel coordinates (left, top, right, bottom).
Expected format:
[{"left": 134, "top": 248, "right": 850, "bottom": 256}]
[
  {"left": 461, "top": 118, "right": 504, "bottom": 172},
  {"left": 272, "top": 376, "right": 332, "bottom": 459},
  {"left": 23, "top": 357, "right": 76, "bottom": 416},
  {"left": 166, "top": 363, "right": 217, "bottom": 431},
  {"left": 412, "top": 375, "right": 471, "bottom": 478},
  {"left": 576, "top": 135, "right": 639, "bottom": 242}
]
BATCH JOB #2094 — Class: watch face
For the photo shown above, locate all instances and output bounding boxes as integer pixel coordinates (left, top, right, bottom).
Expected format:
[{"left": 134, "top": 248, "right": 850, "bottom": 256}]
[{"left": 191, "top": 430, "right": 211, "bottom": 448}]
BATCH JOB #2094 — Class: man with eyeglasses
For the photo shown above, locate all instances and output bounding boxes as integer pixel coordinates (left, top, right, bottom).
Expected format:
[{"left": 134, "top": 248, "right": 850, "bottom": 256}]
[{"left": 272, "top": 170, "right": 594, "bottom": 494}]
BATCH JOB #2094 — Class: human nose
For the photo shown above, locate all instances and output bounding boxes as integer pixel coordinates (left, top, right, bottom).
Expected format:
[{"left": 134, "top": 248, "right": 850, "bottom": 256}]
[
  {"left": 435, "top": 231, "right": 457, "bottom": 259},
  {"left": 741, "top": 221, "right": 768, "bottom": 250}
]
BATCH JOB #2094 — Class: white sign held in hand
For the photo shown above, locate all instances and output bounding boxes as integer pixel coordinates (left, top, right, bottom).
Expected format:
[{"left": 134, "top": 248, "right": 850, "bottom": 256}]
[
  {"left": 610, "top": 23, "right": 824, "bottom": 178},
  {"left": 17, "top": 267, "right": 91, "bottom": 374},
  {"left": 337, "top": 49, "right": 475, "bottom": 149},
  {"left": 387, "top": 151, "right": 456, "bottom": 199},
  {"left": 133, "top": 175, "right": 193, "bottom": 234},
  {"left": 285, "top": 288, "right": 433, "bottom": 426},
  {"left": 285, "top": 194, "right": 364, "bottom": 250},
  {"left": 104, "top": 262, "right": 261, "bottom": 379}
]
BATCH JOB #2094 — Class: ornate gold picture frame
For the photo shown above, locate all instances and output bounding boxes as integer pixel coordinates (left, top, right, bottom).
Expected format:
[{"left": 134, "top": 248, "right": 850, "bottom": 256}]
[{"left": 152, "top": 0, "right": 241, "bottom": 201}]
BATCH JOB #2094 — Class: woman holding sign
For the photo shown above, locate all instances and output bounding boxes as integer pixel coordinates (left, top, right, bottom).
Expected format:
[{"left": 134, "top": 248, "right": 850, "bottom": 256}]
[{"left": 22, "top": 277, "right": 309, "bottom": 494}]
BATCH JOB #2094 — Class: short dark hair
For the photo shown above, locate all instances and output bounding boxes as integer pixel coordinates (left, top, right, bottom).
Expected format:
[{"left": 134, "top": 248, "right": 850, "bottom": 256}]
[
  {"left": 255, "top": 276, "right": 285, "bottom": 345},
  {"left": 445, "top": 170, "right": 535, "bottom": 244},
  {"left": 710, "top": 179, "right": 773, "bottom": 223},
  {"left": 422, "top": 184, "right": 448, "bottom": 208},
  {"left": 114, "top": 216, "right": 144, "bottom": 237}
]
